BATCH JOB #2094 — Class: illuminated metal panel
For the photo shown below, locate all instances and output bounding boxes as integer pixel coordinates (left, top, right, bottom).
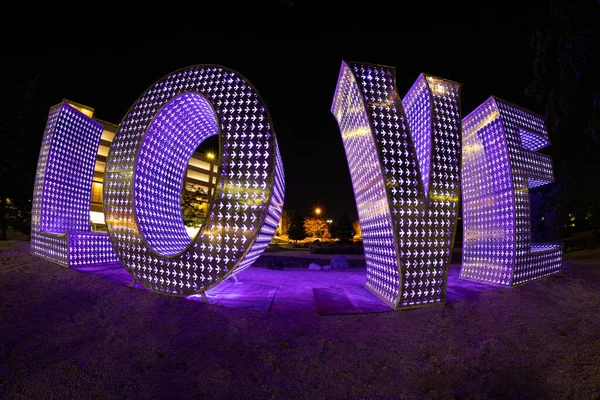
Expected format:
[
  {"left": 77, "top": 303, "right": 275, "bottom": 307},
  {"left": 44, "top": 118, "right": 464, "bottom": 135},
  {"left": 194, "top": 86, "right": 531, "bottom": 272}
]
[
  {"left": 331, "top": 61, "right": 461, "bottom": 309},
  {"left": 460, "top": 97, "right": 562, "bottom": 286},
  {"left": 31, "top": 102, "right": 118, "bottom": 267},
  {"left": 103, "top": 65, "right": 284, "bottom": 296}
]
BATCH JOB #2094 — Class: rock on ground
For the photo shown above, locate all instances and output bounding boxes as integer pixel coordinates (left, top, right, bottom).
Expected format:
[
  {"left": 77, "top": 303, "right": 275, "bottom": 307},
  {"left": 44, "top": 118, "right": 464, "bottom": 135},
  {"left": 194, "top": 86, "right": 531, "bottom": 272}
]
[
  {"left": 308, "top": 262, "right": 321, "bottom": 271},
  {"left": 330, "top": 254, "right": 349, "bottom": 269}
]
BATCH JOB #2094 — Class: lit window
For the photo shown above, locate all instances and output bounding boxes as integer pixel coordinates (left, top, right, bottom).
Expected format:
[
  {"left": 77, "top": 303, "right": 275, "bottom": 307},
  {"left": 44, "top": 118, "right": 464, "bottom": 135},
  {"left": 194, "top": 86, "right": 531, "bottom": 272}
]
[{"left": 91, "top": 181, "right": 103, "bottom": 204}]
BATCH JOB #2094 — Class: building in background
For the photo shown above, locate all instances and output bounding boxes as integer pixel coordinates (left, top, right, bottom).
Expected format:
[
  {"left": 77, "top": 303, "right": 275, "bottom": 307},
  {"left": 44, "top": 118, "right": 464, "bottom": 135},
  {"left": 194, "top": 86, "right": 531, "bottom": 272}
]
[{"left": 61, "top": 100, "right": 219, "bottom": 233}]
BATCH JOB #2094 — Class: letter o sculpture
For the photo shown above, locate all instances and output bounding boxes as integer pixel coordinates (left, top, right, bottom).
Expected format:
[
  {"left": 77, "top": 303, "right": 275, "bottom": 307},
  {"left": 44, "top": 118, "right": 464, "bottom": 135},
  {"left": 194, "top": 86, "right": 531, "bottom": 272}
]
[{"left": 103, "top": 65, "right": 285, "bottom": 295}]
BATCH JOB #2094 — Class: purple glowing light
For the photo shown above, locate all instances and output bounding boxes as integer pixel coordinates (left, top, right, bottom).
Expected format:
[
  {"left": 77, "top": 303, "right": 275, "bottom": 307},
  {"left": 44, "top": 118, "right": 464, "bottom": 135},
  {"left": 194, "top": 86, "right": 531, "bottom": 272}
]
[
  {"left": 31, "top": 102, "right": 118, "bottom": 267},
  {"left": 460, "top": 97, "right": 562, "bottom": 285},
  {"left": 135, "top": 92, "right": 218, "bottom": 256},
  {"left": 104, "top": 65, "right": 284, "bottom": 296},
  {"left": 331, "top": 61, "right": 462, "bottom": 309}
]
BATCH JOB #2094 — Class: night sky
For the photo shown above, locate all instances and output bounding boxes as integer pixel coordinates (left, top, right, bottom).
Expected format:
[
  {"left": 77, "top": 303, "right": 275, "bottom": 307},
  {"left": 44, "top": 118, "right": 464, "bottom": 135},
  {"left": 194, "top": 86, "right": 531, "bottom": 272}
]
[{"left": 3, "top": 1, "right": 550, "bottom": 223}]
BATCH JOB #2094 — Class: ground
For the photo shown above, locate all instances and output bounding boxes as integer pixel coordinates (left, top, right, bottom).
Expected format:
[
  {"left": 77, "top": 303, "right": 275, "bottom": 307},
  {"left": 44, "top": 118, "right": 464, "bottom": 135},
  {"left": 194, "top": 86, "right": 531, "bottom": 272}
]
[{"left": 1, "top": 240, "right": 599, "bottom": 399}]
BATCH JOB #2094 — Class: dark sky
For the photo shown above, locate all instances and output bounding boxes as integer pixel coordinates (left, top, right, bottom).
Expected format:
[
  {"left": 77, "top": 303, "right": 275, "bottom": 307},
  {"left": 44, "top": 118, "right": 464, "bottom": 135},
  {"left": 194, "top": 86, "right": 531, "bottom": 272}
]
[{"left": 3, "top": 1, "right": 550, "bottom": 222}]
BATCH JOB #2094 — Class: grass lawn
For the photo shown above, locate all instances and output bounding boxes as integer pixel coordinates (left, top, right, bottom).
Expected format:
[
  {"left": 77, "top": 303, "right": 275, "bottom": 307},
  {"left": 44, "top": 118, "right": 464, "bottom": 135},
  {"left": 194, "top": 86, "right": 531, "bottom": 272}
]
[{"left": 1, "top": 240, "right": 599, "bottom": 399}]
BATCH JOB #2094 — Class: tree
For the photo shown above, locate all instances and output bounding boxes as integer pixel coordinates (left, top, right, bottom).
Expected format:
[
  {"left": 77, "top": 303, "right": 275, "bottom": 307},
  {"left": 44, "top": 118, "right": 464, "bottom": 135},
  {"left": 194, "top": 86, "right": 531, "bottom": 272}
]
[
  {"left": 180, "top": 183, "right": 209, "bottom": 228},
  {"left": 524, "top": 0, "right": 600, "bottom": 242},
  {"left": 0, "top": 74, "right": 46, "bottom": 240},
  {"left": 331, "top": 212, "right": 356, "bottom": 244},
  {"left": 530, "top": 162, "right": 572, "bottom": 241},
  {"left": 525, "top": 1, "right": 599, "bottom": 152},
  {"left": 303, "top": 216, "right": 329, "bottom": 240},
  {"left": 288, "top": 213, "right": 306, "bottom": 243},
  {"left": 280, "top": 209, "right": 294, "bottom": 236},
  {"left": 352, "top": 220, "right": 362, "bottom": 240}
]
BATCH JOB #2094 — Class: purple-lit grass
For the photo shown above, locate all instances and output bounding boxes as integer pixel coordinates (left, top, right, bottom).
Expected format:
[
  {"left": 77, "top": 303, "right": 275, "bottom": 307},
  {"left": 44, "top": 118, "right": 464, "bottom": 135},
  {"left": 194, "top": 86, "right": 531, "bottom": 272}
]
[{"left": 4, "top": 240, "right": 598, "bottom": 398}]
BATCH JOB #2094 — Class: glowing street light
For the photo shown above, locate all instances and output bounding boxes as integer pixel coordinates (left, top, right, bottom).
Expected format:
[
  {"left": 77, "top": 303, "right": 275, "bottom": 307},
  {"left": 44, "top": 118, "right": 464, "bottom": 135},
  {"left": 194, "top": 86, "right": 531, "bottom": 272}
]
[{"left": 206, "top": 151, "right": 215, "bottom": 160}]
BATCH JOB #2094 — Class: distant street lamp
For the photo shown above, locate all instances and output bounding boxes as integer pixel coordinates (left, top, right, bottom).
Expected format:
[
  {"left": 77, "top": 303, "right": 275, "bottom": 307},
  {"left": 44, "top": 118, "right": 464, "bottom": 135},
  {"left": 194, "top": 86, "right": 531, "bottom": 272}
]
[
  {"left": 326, "top": 219, "right": 333, "bottom": 224},
  {"left": 206, "top": 151, "right": 215, "bottom": 160}
]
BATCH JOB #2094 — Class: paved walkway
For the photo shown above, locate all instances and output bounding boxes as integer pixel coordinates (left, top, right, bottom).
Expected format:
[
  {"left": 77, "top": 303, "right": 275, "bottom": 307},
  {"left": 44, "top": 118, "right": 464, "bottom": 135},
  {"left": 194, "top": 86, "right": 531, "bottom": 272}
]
[{"left": 75, "top": 258, "right": 492, "bottom": 314}]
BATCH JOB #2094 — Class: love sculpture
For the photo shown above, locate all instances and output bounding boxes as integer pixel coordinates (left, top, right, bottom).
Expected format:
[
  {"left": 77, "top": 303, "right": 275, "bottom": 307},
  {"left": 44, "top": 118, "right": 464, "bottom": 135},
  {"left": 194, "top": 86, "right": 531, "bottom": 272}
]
[
  {"left": 460, "top": 97, "right": 562, "bottom": 286},
  {"left": 30, "top": 103, "right": 119, "bottom": 267},
  {"left": 31, "top": 65, "right": 285, "bottom": 296},
  {"left": 30, "top": 62, "right": 562, "bottom": 309},
  {"left": 332, "top": 61, "right": 462, "bottom": 308}
]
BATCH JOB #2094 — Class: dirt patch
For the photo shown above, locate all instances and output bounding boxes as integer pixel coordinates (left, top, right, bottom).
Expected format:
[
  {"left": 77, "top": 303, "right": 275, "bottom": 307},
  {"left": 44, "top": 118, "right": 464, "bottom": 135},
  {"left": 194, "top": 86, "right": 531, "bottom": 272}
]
[{"left": 1, "top": 241, "right": 599, "bottom": 399}]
